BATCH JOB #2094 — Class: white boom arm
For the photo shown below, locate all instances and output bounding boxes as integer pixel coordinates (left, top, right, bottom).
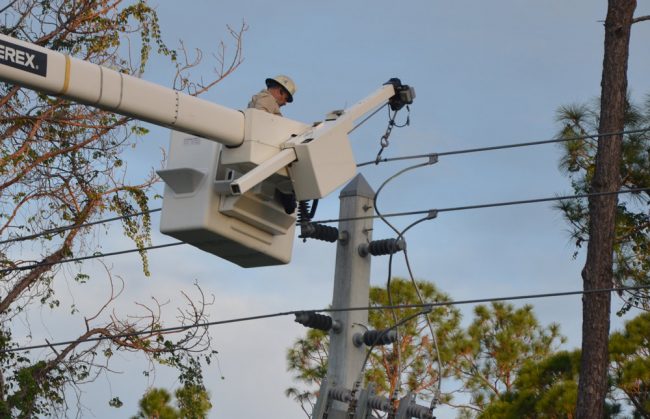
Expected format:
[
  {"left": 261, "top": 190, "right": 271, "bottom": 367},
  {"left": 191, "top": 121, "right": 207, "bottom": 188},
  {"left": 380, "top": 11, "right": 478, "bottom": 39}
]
[
  {"left": 0, "top": 33, "right": 416, "bottom": 267},
  {"left": 0, "top": 34, "right": 244, "bottom": 147}
]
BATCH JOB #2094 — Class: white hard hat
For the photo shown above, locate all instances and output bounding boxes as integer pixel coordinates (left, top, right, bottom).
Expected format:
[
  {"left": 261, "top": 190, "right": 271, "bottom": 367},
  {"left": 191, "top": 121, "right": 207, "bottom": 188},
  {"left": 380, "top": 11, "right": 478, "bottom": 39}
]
[{"left": 266, "top": 75, "right": 296, "bottom": 103}]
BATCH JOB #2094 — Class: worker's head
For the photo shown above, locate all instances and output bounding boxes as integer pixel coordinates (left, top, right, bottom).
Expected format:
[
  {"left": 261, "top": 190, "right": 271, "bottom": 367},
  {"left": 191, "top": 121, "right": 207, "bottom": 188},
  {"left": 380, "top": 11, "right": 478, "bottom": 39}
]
[{"left": 266, "top": 75, "right": 296, "bottom": 106}]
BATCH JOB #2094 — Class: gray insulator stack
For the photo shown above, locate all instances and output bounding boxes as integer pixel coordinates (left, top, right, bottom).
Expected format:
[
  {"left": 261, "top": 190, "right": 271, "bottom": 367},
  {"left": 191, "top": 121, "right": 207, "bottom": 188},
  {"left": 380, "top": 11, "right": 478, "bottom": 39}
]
[
  {"left": 359, "top": 238, "right": 406, "bottom": 257},
  {"left": 299, "top": 222, "right": 340, "bottom": 242},
  {"left": 294, "top": 311, "right": 334, "bottom": 331},
  {"left": 354, "top": 329, "right": 398, "bottom": 347}
]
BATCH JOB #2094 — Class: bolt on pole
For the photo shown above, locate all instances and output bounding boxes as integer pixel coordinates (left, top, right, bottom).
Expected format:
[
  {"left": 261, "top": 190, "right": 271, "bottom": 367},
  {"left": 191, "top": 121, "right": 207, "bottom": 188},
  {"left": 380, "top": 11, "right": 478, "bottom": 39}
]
[{"left": 325, "top": 174, "right": 375, "bottom": 419}]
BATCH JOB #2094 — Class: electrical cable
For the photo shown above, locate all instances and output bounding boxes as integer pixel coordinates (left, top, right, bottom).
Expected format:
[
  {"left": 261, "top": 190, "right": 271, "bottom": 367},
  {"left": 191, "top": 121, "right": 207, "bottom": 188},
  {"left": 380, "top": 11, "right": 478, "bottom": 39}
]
[
  {"left": 0, "top": 242, "right": 183, "bottom": 274},
  {"left": 357, "top": 127, "right": 650, "bottom": 167},
  {"left": 0, "top": 208, "right": 162, "bottom": 246},
  {"left": 2, "top": 188, "right": 644, "bottom": 274},
  {"left": 371, "top": 159, "right": 434, "bottom": 406},
  {"left": 4, "top": 284, "right": 650, "bottom": 354},
  {"left": 372, "top": 158, "right": 443, "bottom": 411},
  {"left": 5, "top": 128, "right": 648, "bottom": 247},
  {"left": 400, "top": 218, "right": 444, "bottom": 411},
  {"left": 349, "top": 104, "right": 388, "bottom": 135},
  {"left": 312, "top": 188, "right": 650, "bottom": 224}
]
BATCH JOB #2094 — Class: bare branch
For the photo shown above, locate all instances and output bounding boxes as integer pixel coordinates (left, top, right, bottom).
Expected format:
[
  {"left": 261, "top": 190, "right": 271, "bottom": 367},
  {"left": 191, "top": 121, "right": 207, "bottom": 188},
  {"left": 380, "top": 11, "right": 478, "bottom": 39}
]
[{"left": 632, "top": 15, "right": 650, "bottom": 24}]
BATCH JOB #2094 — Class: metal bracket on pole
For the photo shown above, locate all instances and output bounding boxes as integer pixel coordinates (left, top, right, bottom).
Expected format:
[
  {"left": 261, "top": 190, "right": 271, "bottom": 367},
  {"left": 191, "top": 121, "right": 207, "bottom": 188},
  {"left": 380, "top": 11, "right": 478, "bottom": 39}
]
[
  {"left": 352, "top": 383, "right": 375, "bottom": 419},
  {"left": 312, "top": 379, "right": 332, "bottom": 419},
  {"left": 396, "top": 392, "right": 415, "bottom": 419}
]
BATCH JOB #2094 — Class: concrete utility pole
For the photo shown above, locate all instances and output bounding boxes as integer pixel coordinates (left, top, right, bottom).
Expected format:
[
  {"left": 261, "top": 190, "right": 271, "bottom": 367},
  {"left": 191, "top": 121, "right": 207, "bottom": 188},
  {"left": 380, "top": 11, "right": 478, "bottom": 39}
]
[{"left": 326, "top": 174, "right": 375, "bottom": 418}]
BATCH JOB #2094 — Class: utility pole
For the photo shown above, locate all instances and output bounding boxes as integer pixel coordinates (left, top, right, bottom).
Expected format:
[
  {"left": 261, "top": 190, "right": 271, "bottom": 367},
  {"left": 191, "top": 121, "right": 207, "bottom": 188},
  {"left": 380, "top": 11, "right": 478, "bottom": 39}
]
[{"left": 326, "top": 174, "right": 375, "bottom": 418}]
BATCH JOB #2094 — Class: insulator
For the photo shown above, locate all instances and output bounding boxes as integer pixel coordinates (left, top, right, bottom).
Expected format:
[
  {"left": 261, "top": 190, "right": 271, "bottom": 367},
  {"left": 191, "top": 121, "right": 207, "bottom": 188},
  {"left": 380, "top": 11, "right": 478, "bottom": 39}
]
[
  {"left": 368, "top": 238, "right": 405, "bottom": 256},
  {"left": 328, "top": 387, "right": 352, "bottom": 403},
  {"left": 367, "top": 394, "right": 391, "bottom": 411},
  {"left": 300, "top": 222, "right": 339, "bottom": 243},
  {"left": 297, "top": 200, "right": 311, "bottom": 224},
  {"left": 361, "top": 329, "right": 397, "bottom": 346},
  {"left": 294, "top": 311, "right": 333, "bottom": 331},
  {"left": 406, "top": 404, "right": 436, "bottom": 419}
]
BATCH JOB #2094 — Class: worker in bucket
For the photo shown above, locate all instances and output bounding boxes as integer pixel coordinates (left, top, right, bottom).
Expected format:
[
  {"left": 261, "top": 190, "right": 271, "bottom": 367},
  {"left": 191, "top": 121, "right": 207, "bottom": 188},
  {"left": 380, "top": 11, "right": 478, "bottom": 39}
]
[
  {"left": 248, "top": 75, "right": 296, "bottom": 116},
  {"left": 247, "top": 75, "right": 298, "bottom": 213}
]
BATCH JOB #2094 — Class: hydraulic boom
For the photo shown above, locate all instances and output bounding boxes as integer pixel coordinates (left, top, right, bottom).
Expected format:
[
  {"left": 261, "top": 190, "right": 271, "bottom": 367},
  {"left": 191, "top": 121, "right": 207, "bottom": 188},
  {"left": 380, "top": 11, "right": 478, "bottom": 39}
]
[{"left": 0, "top": 33, "right": 415, "bottom": 267}]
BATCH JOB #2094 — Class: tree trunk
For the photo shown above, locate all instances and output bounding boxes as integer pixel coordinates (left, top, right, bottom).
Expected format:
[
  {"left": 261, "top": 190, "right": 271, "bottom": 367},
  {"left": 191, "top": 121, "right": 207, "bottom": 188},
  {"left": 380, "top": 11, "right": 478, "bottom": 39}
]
[{"left": 576, "top": 1, "right": 636, "bottom": 417}]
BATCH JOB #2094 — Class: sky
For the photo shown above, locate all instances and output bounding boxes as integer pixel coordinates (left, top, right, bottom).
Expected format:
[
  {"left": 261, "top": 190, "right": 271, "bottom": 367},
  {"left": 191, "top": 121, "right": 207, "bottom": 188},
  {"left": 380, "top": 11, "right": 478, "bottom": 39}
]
[{"left": 8, "top": 1, "right": 650, "bottom": 418}]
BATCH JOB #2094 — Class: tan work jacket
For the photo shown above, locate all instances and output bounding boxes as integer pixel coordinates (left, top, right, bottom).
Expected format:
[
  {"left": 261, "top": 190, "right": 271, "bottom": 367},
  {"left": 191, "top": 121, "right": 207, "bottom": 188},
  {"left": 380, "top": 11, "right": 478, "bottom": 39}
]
[{"left": 248, "top": 89, "right": 282, "bottom": 116}]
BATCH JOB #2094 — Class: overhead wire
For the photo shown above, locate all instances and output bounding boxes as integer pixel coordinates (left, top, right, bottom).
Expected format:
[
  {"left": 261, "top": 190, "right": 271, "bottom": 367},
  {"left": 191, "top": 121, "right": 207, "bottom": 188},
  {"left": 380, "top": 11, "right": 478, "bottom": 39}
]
[
  {"left": 1, "top": 188, "right": 645, "bottom": 275},
  {"left": 312, "top": 188, "right": 650, "bottom": 224},
  {"left": 357, "top": 127, "right": 650, "bottom": 167},
  {"left": 370, "top": 157, "right": 441, "bottom": 408},
  {"left": 372, "top": 154, "right": 447, "bottom": 409},
  {"left": 4, "top": 284, "right": 650, "bottom": 354},
  {"left": 0, "top": 208, "right": 162, "bottom": 246},
  {"left": 0, "top": 242, "right": 183, "bottom": 274},
  {"left": 2, "top": 128, "right": 648, "bottom": 247}
]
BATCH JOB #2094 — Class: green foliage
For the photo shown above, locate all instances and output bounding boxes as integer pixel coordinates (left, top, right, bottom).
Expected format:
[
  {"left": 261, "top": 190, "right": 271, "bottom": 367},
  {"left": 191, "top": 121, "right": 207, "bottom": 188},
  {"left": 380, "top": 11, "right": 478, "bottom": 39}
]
[
  {"left": 132, "top": 384, "right": 212, "bottom": 419},
  {"left": 451, "top": 302, "right": 565, "bottom": 415},
  {"left": 287, "top": 278, "right": 460, "bottom": 408},
  {"left": 110, "top": 188, "right": 153, "bottom": 276},
  {"left": 610, "top": 312, "right": 650, "bottom": 416},
  {"left": 134, "top": 388, "right": 178, "bottom": 419},
  {"left": 175, "top": 384, "right": 212, "bottom": 419},
  {"left": 480, "top": 350, "right": 581, "bottom": 418},
  {"left": 0, "top": 1, "right": 193, "bottom": 416},
  {"left": 555, "top": 94, "right": 650, "bottom": 313},
  {"left": 366, "top": 278, "right": 461, "bottom": 399}
]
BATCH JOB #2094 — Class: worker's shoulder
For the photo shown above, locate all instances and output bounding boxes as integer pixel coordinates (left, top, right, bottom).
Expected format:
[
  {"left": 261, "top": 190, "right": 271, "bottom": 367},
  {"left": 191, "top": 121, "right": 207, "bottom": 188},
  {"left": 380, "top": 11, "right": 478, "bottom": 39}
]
[
  {"left": 251, "top": 89, "right": 273, "bottom": 101},
  {"left": 248, "top": 89, "right": 281, "bottom": 115}
]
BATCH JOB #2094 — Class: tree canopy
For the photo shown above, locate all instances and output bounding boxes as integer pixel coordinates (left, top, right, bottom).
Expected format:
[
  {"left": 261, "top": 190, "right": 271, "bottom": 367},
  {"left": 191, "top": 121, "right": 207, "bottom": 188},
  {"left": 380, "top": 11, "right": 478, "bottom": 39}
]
[
  {"left": 286, "top": 278, "right": 565, "bottom": 417},
  {"left": 0, "top": 1, "right": 244, "bottom": 416},
  {"left": 556, "top": 93, "right": 650, "bottom": 314}
]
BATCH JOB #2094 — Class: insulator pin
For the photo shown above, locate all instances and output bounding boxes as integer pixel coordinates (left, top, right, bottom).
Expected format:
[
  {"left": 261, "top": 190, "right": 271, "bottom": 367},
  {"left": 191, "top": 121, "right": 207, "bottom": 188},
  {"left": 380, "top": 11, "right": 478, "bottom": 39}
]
[
  {"left": 358, "top": 238, "right": 406, "bottom": 257},
  {"left": 300, "top": 222, "right": 340, "bottom": 243},
  {"left": 353, "top": 329, "right": 397, "bottom": 347}
]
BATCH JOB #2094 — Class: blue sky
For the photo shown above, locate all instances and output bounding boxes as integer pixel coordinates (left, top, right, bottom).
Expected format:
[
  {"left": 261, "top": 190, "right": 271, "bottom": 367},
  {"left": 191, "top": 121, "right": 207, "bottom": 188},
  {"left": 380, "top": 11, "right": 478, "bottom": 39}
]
[{"left": 14, "top": 1, "right": 650, "bottom": 418}]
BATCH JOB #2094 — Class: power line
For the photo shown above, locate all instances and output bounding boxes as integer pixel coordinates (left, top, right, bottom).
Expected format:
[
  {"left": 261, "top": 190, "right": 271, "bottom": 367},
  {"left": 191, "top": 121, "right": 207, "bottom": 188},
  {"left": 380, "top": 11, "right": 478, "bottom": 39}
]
[
  {"left": 0, "top": 208, "right": 162, "bottom": 246},
  {"left": 312, "top": 188, "right": 649, "bottom": 224},
  {"left": 2, "top": 188, "right": 645, "bottom": 274},
  {"left": 0, "top": 242, "right": 183, "bottom": 274},
  {"left": 3, "top": 284, "right": 649, "bottom": 354},
  {"left": 5, "top": 128, "right": 648, "bottom": 247},
  {"left": 357, "top": 127, "right": 650, "bottom": 167}
]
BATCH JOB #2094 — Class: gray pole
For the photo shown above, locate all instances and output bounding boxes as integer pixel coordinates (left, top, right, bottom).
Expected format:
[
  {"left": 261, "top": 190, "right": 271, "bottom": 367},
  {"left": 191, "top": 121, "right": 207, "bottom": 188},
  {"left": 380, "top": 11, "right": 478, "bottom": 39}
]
[{"left": 326, "top": 174, "right": 375, "bottom": 418}]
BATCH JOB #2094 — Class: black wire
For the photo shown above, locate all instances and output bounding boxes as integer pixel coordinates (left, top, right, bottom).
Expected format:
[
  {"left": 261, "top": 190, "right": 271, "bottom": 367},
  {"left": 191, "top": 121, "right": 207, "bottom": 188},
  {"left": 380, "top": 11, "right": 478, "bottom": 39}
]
[
  {"left": 370, "top": 159, "right": 435, "bottom": 402},
  {"left": 312, "top": 188, "right": 650, "bottom": 224},
  {"left": 357, "top": 127, "right": 650, "bottom": 167},
  {"left": 0, "top": 208, "right": 162, "bottom": 246},
  {"left": 2, "top": 188, "right": 645, "bottom": 274},
  {"left": 4, "top": 284, "right": 650, "bottom": 354},
  {"left": 348, "top": 104, "right": 388, "bottom": 135},
  {"left": 371, "top": 157, "right": 444, "bottom": 409},
  {"left": 5, "top": 128, "right": 648, "bottom": 246},
  {"left": 0, "top": 242, "right": 183, "bottom": 274}
]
